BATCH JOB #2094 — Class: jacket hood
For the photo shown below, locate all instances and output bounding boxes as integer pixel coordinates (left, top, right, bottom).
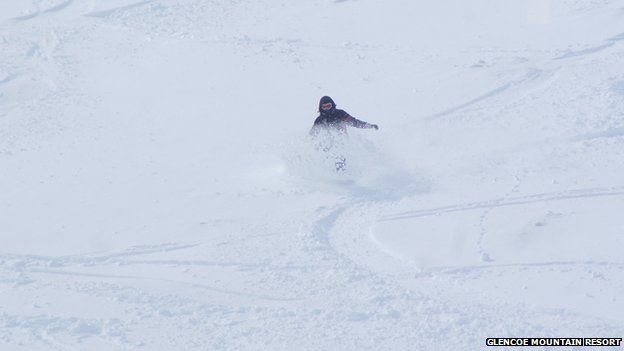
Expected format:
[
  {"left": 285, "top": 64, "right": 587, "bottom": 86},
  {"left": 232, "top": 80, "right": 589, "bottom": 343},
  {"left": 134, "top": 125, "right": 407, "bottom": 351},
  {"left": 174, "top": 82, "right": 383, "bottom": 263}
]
[{"left": 319, "top": 96, "right": 336, "bottom": 114}]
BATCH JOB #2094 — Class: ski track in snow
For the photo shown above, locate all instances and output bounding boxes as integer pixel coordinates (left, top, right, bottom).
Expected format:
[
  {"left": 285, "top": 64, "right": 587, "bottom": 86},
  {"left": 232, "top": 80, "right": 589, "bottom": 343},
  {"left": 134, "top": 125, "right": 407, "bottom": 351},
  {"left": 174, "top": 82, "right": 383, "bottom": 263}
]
[
  {"left": 418, "top": 259, "right": 624, "bottom": 276},
  {"left": 11, "top": 0, "right": 75, "bottom": 21},
  {"left": 0, "top": 244, "right": 316, "bottom": 274},
  {"left": 84, "top": 0, "right": 155, "bottom": 18},
  {"left": 380, "top": 186, "right": 624, "bottom": 222}
]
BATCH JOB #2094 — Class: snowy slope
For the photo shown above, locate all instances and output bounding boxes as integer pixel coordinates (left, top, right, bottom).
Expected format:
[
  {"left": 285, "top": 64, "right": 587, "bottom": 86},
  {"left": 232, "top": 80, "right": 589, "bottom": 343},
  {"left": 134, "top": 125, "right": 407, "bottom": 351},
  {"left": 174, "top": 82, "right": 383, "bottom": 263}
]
[{"left": 1, "top": 0, "right": 623, "bottom": 349}]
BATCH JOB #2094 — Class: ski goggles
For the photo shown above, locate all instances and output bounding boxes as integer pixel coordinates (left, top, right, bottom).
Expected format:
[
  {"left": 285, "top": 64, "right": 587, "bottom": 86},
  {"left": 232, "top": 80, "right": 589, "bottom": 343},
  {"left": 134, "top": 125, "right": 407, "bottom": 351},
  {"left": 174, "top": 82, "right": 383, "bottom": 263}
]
[{"left": 321, "top": 102, "right": 333, "bottom": 110}]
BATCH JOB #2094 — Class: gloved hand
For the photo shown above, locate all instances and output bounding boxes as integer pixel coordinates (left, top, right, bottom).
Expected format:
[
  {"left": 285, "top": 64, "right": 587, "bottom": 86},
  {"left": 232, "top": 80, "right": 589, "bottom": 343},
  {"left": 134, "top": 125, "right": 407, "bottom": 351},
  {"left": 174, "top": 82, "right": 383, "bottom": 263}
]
[{"left": 371, "top": 124, "right": 379, "bottom": 130}]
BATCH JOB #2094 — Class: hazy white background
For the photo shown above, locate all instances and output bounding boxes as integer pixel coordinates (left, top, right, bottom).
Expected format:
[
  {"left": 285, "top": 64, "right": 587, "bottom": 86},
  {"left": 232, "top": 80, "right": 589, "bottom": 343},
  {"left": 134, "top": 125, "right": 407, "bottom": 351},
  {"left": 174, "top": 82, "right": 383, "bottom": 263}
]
[{"left": 1, "top": 0, "right": 623, "bottom": 349}]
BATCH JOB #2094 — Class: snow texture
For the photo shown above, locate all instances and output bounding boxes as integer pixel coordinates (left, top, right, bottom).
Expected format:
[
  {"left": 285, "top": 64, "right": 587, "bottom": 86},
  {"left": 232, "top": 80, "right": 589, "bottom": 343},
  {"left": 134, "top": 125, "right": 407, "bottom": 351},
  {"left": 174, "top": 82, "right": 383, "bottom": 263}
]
[{"left": 1, "top": 0, "right": 623, "bottom": 350}]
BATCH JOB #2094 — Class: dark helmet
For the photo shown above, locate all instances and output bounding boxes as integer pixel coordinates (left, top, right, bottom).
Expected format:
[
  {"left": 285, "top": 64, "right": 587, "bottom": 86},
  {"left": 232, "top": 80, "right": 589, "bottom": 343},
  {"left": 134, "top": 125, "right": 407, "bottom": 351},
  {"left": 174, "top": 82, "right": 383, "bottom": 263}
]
[{"left": 319, "top": 96, "right": 336, "bottom": 114}]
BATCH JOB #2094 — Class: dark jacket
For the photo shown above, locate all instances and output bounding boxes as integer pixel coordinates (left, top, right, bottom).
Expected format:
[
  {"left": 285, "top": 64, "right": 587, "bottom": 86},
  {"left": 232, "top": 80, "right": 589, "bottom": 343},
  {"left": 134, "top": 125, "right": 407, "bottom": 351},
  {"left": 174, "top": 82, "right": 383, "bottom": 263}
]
[{"left": 310, "top": 96, "right": 376, "bottom": 135}]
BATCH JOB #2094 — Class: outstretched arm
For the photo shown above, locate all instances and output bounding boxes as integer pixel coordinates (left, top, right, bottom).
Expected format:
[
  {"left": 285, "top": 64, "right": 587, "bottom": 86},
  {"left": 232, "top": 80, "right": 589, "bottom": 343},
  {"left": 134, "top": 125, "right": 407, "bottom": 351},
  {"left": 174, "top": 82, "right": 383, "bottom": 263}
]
[{"left": 343, "top": 114, "right": 379, "bottom": 130}]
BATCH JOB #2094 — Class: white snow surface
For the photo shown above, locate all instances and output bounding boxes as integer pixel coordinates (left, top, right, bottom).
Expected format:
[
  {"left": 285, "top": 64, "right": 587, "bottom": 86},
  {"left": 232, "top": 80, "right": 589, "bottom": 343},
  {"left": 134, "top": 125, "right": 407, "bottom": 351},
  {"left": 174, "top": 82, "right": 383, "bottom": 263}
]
[{"left": 1, "top": 0, "right": 624, "bottom": 349}]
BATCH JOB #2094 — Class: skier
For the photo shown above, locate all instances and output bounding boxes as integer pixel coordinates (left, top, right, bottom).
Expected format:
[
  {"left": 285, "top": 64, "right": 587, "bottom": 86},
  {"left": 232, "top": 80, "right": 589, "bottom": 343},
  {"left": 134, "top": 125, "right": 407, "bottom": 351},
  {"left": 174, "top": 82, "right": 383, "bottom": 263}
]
[
  {"left": 309, "top": 96, "right": 379, "bottom": 136},
  {"left": 309, "top": 96, "right": 379, "bottom": 171}
]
